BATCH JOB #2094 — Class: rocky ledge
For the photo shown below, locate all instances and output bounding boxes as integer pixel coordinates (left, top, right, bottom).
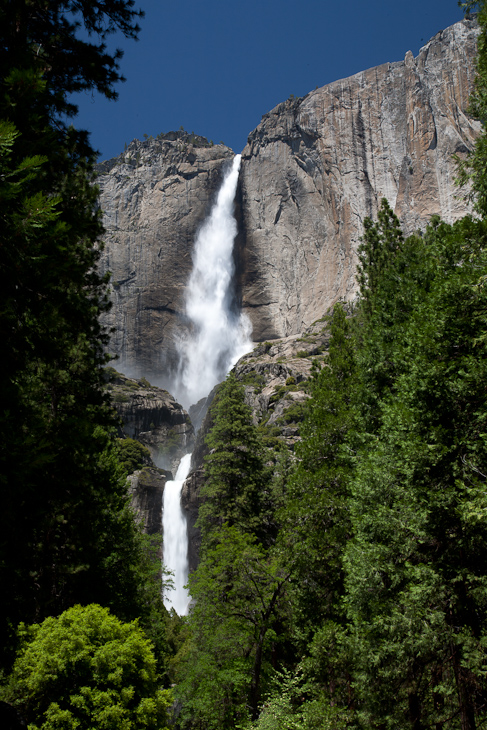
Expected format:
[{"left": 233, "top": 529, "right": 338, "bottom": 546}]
[{"left": 106, "top": 368, "right": 194, "bottom": 472}]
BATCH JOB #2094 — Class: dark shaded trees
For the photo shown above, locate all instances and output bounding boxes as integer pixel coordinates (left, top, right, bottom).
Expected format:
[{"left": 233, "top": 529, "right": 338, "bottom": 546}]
[
  {"left": 345, "top": 209, "right": 487, "bottom": 729},
  {"left": 0, "top": 0, "right": 156, "bottom": 667},
  {"left": 197, "top": 372, "right": 272, "bottom": 548},
  {"left": 177, "top": 527, "right": 289, "bottom": 729},
  {"left": 175, "top": 375, "right": 288, "bottom": 728},
  {"left": 279, "top": 303, "right": 357, "bottom": 714}
]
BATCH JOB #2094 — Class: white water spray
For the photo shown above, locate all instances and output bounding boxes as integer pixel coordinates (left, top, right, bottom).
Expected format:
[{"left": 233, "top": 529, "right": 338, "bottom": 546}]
[
  {"left": 175, "top": 154, "right": 252, "bottom": 409},
  {"left": 162, "top": 453, "right": 192, "bottom": 614},
  {"left": 162, "top": 154, "right": 253, "bottom": 615}
]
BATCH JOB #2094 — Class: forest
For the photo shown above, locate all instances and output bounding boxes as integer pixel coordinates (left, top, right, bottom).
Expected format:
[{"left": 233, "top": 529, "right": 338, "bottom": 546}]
[{"left": 1, "top": 1, "right": 487, "bottom": 729}]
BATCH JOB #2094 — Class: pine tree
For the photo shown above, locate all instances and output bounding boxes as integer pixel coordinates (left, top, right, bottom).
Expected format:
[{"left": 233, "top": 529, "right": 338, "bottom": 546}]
[
  {"left": 0, "top": 0, "right": 157, "bottom": 667},
  {"left": 175, "top": 374, "right": 289, "bottom": 726},
  {"left": 345, "top": 215, "right": 487, "bottom": 729},
  {"left": 279, "top": 303, "right": 358, "bottom": 714},
  {"left": 177, "top": 527, "right": 289, "bottom": 728},
  {"left": 197, "top": 372, "right": 271, "bottom": 548}
]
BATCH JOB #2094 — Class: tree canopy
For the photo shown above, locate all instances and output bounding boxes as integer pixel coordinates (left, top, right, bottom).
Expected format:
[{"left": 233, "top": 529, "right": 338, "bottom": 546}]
[
  {"left": 2, "top": 604, "right": 172, "bottom": 730},
  {"left": 0, "top": 0, "right": 160, "bottom": 668}
]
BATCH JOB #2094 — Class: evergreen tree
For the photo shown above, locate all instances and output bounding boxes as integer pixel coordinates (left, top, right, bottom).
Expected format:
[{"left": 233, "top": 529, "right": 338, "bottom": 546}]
[
  {"left": 0, "top": 0, "right": 155, "bottom": 667},
  {"left": 175, "top": 375, "right": 288, "bottom": 727},
  {"left": 177, "top": 527, "right": 289, "bottom": 729},
  {"left": 279, "top": 303, "right": 357, "bottom": 712},
  {"left": 197, "top": 372, "right": 271, "bottom": 548},
  {"left": 458, "top": 0, "right": 487, "bottom": 217},
  {"left": 345, "top": 214, "right": 487, "bottom": 729},
  {"left": 355, "top": 199, "right": 433, "bottom": 429}
]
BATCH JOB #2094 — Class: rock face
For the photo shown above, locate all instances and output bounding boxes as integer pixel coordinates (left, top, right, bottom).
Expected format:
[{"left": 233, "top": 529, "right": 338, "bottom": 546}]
[
  {"left": 97, "top": 133, "right": 234, "bottom": 384},
  {"left": 127, "top": 467, "right": 168, "bottom": 538},
  {"left": 181, "top": 319, "right": 333, "bottom": 569},
  {"left": 237, "top": 18, "right": 481, "bottom": 340},
  {"left": 97, "top": 21, "right": 480, "bottom": 375},
  {"left": 107, "top": 369, "right": 194, "bottom": 472}
]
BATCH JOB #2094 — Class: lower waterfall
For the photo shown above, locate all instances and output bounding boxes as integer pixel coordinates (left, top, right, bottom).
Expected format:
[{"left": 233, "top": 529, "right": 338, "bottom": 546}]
[
  {"left": 162, "top": 154, "right": 252, "bottom": 614},
  {"left": 162, "top": 453, "right": 192, "bottom": 615}
]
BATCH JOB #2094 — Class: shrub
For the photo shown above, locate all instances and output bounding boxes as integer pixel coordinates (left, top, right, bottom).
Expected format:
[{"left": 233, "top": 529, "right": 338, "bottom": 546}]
[
  {"left": 3, "top": 604, "right": 173, "bottom": 730},
  {"left": 115, "top": 438, "right": 152, "bottom": 474}
]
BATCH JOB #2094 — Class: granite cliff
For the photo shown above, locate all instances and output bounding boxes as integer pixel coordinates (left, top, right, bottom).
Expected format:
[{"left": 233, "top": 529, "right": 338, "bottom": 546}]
[
  {"left": 97, "top": 132, "right": 234, "bottom": 383},
  {"left": 238, "top": 18, "right": 480, "bottom": 339},
  {"left": 97, "top": 18, "right": 480, "bottom": 383},
  {"left": 106, "top": 369, "right": 194, "bottom": 471}
]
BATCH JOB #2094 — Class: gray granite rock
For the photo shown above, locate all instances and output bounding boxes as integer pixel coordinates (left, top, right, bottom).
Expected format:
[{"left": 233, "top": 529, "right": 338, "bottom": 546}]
[
  {"left": 97, "top": 21, "right": 480, "bottom": 376},
  {"left": 97, "top": 133, "right": 234, "bottom": 384},
  {"left": 107, "top": 369, "right": 194, "bottom": 472},
  {"left": 237, "top": 18, "right": 480, "bottom": 340}
]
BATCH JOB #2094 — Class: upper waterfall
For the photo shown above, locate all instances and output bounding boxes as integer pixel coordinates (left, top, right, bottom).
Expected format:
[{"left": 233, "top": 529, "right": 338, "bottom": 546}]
[{"left": 174, "top": 154, "right": 252, "bottom": 409}]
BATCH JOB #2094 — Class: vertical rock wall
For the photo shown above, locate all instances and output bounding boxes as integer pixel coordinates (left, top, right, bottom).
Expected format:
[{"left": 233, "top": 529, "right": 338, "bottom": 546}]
[
  {"left": 97, "top": 19, "right": 480, "bottom": 379},
  {"left": 97, "top": 134, "right": 234, "bottom": 383},
  {"left": 238, "top": 18, "right": 481, "bottom": 340}
]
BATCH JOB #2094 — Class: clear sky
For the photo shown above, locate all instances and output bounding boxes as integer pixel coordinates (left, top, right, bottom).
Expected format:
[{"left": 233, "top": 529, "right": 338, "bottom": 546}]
[{"left": 73, "top": 0, "right": 467, "bottom": 162}]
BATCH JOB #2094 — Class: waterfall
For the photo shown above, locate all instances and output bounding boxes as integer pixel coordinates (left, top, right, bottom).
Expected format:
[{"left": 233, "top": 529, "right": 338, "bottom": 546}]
[
  {"left": 162, "top": 154, "right": 252, "bottom": 615},
  {"left": 162, "top": 453, "right": 192, "bottom": 615},
  {"left": 174, "top": 154, "right": 252, "bottom": 410}
]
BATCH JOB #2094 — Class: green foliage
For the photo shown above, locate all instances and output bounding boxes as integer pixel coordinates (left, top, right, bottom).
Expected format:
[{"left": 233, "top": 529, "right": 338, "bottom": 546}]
[
  {"left": 278, "top": 304, "right": 357, "bottom": 710},
  {"left": 275, "top": 400, "right": 307, "bottom": 425},
  {"left": 355, "top": 198, "right": 429, "bottom": 427},
  {"left": 345, "top": 209, "right": 487, "bottom": 728},
  {"left": 457, "top": 1, "right": 487, "bottom": 216},
  {"left": 0, "top": 0, "right": 162, "bottom": 671},
  {"left": 113, "top": 392, "right": 130, "bottom": 402},
  {"left": 239, "top": 371, "right": 266, "bottom": 391},
  {"left": 2, "top": 604, "right": 172, "bottom": 730},
  {"left": 115, "top": 438, "right": 151, "bottom": 475},
  {"left": 198, "top": 373, "right": 272, "bottom": 547},
  {"left": 176, "top": 527, "right": 289, "bottom": 728},
  {"left": 247, "top": 668, "right": 349, "bottom": 730},
  {"left": 175, "top": 374, "right": 293, "bottom": 726}
]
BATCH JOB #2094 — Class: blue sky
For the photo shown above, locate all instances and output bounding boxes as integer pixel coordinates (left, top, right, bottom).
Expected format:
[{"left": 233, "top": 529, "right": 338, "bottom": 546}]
[{"left": 74, "top": 0, "right": 467, "bottom": 161}]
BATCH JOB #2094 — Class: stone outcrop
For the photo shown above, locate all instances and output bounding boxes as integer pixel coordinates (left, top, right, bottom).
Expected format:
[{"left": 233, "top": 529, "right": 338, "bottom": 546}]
[
  {"left": 238, "top": 18, "right": 481, "bottom": 340},
  {"left": 97, "top": 133, "right": 234, "bottom": 383},
  {"left": 234, "top": 323, "right": 329, "bottom": 449},
  {"left": 106, "top": 369, "right": 194, "bottom": 472},
  {"left": 127, "top": 467, "right": 169, "bottom": 538}
]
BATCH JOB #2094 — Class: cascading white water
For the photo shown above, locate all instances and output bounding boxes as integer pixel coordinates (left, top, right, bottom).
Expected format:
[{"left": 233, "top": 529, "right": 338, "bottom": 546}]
[
  {"left": 162, "top": 453, "right": 192, "bottom": 614},
  {"left": 162, "top": 154, "right": 253, "bottom": 615},
  {"left": 174, "top": 154, "right": 252, "bottom": 409}
]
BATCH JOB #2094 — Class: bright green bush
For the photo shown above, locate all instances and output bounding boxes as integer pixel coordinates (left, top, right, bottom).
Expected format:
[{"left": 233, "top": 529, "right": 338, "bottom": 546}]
[{"left": 3, "top": 604, "right": 172, "bottom": 730}]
